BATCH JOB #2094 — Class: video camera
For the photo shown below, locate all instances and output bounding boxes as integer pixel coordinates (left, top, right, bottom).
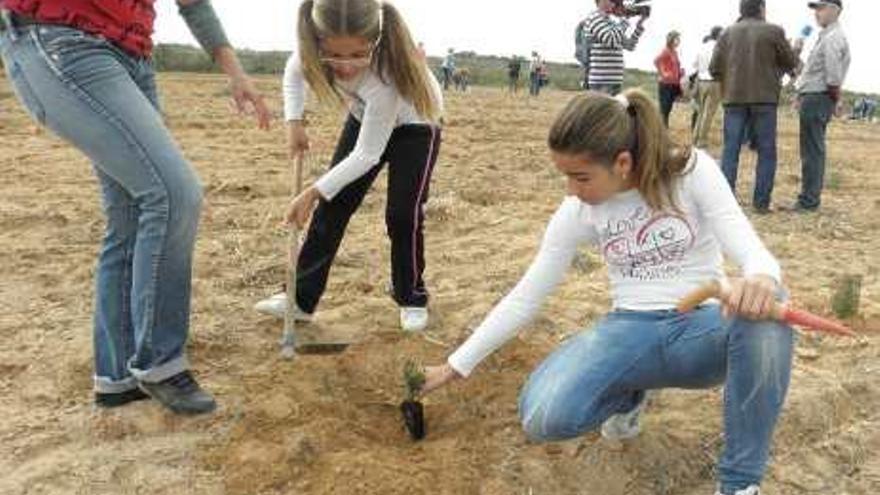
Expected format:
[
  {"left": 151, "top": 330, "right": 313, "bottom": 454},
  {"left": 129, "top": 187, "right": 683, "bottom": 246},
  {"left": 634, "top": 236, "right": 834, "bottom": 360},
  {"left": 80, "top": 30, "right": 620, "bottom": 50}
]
[{"left": 613, "top": 0, "right": 652, "bottom": 18}]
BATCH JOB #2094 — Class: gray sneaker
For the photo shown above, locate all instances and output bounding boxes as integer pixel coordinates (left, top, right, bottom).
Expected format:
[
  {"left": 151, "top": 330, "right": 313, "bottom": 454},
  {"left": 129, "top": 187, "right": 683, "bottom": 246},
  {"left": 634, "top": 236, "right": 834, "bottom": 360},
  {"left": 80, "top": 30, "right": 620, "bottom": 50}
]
[
  {"left": 139, "top": 371, "right": 216, "bottom": 415},
  {"left": 715, "top": 485, "right": 760, "bottom": 495},
  {"left": 600, "top": 391, "right": 651, "bottom": 440}
]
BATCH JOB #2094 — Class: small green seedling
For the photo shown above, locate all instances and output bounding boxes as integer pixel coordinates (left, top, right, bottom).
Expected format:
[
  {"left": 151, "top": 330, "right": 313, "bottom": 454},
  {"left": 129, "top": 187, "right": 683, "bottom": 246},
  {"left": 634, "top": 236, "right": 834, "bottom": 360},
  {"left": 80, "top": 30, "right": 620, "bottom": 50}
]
[
  {"left": 400, "top": 360, "right": 426, "bottom": 440},
  {"left": 832, "top": 274, "right": 862, "bottom": 320}
]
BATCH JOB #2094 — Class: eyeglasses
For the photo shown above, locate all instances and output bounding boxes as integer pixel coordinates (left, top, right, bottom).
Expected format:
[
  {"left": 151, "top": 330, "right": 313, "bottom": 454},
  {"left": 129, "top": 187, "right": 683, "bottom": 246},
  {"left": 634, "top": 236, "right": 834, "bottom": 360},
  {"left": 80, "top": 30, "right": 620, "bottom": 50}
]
[{"left": 319, "top": 43, "right": 378, "bottom": 68}]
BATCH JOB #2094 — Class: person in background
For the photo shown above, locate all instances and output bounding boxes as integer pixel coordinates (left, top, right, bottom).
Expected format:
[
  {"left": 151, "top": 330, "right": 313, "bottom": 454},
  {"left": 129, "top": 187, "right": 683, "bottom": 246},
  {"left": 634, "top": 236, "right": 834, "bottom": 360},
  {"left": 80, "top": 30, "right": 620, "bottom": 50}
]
[
  {"left": 538, "top": 60, "right": 550, "bottom": 92},
  {"left": 508, "top": 55, "right": 522, "bottom": 94},
  {"left": 0, "top": 0, "right": 271, "bottom": 415},
  {"left": 849, "top": 97, "right": 876, "bottom": 121},
  {"left": 691, "top": 26, "right": 724, "bottom": 148},
  {"left": 441, "top": 47, "right": 455, "bottom": 90},
  {"left": 788, "top": 0, "right": 850, "bottom": 212},
  {"left": 710, "top": 0, "right": 799, "bottom": 214},
  {"left": 528, "top": 51, "right": 542, "bottom": 96},
  {"left": 583, "top": 0, "right": 648, "bottom": 95},
  {"left": 654, "top": 30, "right": 683, "bottom": 127}
]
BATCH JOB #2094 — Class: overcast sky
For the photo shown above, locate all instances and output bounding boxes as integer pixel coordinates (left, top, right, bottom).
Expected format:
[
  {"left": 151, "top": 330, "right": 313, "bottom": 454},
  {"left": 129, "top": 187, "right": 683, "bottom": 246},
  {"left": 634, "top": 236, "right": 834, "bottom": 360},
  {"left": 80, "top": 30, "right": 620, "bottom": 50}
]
[{"left": 154, "top": 0, "right": 877, "bottom": 94}]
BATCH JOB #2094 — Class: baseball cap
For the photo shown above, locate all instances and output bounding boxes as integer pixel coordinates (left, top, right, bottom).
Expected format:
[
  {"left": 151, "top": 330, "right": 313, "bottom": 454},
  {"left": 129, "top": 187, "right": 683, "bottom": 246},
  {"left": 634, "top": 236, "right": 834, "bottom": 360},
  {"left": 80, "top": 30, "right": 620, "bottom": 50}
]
[{"left": 808, "top": 0, "right": 842, "bottom": 9}]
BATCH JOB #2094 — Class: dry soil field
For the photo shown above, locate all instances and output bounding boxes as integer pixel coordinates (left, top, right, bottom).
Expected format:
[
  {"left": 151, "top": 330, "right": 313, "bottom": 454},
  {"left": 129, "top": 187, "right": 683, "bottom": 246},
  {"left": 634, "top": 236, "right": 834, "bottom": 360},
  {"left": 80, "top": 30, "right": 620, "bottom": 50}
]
[{"left": 1, "top": 73, "right": 878, "bottom": 494}]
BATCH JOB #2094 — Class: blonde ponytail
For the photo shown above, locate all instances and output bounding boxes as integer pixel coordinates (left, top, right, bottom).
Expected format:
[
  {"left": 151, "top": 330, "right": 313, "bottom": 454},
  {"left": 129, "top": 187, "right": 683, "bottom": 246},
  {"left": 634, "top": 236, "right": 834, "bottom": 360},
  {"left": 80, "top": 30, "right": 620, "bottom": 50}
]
[
  {"left": 297, "top": 0, "right": 341, "bottom": 107},
  {"left": 374, "top": 2, "right": 440, "bottom": 121}
]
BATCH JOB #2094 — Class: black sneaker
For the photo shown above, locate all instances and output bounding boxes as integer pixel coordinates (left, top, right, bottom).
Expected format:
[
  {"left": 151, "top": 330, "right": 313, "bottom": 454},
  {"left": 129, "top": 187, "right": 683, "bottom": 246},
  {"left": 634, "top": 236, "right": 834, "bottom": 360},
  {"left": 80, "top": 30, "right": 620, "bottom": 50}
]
[
  {"left": 779, "top": 202, "right": 818, "bottom": 213},
  {"left": 95, "top": 388, "right": 151, "bottom": 408},
  {"left": 138, "top": 371, "right": 216, "bottom": 415}
]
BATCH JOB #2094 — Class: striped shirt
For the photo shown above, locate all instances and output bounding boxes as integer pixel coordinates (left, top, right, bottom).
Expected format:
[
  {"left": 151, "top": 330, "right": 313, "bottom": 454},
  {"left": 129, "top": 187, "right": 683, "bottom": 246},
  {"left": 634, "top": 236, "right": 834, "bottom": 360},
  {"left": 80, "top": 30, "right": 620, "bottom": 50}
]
[{"left": 585, "top": 10, "right": 645, "bottom": 87}]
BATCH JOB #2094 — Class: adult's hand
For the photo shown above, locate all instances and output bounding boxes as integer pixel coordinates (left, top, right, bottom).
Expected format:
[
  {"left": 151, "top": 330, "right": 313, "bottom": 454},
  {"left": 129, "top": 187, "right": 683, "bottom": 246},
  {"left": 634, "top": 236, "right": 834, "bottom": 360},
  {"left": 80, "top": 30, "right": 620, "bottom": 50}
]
[{"left": 215, "top": 46, "right": 272, "bottom": 130}]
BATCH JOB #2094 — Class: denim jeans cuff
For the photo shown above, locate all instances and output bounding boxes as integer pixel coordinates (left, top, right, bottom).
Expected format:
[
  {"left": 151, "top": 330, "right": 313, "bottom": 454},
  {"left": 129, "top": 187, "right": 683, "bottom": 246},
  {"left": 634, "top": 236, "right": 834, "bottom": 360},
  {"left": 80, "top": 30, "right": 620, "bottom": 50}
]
[
  {"left": 128, "top": 355, "right": 190, "bottom": 384},
  {"left": 93, "top": 375, "right": 139, "bottom": 394}
]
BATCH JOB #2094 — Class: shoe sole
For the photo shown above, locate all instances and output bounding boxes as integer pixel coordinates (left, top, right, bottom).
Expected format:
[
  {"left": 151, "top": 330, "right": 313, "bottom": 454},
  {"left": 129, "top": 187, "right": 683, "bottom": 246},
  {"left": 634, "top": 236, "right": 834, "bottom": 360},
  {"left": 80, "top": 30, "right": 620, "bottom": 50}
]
[
  {"left": 137, "top": 384, "right": 217, "bottom": 416},
  {"left": 95, "top": 389, "right": 151, "bottom": 408}
]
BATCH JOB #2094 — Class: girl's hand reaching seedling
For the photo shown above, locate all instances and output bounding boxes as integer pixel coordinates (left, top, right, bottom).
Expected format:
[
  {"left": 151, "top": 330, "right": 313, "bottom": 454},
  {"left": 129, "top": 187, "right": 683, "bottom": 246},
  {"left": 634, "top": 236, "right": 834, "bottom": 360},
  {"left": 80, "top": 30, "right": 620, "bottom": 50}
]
[{"left": 422, "top": 363, "right": 461, "bottom": 396}]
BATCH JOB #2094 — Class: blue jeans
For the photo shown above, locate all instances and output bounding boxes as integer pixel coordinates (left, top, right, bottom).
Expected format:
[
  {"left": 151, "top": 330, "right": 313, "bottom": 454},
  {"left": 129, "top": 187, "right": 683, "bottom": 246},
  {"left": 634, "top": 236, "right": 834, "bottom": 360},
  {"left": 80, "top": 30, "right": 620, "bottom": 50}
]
[
  {"left": 441, "top": 67, "right": 453, "bottom": 90},
  {"left": 529, "top": 71, "right": 541, "bottom": 96},
  {"left": 658, "top": 83, "right": 681, "bottom": 127},
  {"left": 519, "top": 306, "right": 794, "bottom": 494},
  {"left": 721, "top": 104, "right": 779, "bottom": 209},
  {"left": 797, "top": 93, "right": 834, "bottom": 209},
  {"left": 1, "top": 25, "right": 203, "bottom": 392}
]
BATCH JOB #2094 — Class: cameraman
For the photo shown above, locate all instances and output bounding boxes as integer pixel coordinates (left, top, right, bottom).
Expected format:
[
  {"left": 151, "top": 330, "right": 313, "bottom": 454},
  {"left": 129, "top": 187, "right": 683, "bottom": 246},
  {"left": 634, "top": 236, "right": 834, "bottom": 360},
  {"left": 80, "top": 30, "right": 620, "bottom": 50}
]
[{"left": 583, "top": 0, "right": 648, "bottom": 95}]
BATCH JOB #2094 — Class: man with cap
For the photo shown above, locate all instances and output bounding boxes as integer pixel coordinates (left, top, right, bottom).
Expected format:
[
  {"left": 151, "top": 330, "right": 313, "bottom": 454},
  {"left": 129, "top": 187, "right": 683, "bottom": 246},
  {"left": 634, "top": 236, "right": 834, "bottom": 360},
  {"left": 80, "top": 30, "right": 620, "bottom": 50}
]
[
  {"left": 789, "top": 0, "right": 851, "bottom": 212},
  {"left": 710, "top": 0, "right": 800, "bottom": 214}
]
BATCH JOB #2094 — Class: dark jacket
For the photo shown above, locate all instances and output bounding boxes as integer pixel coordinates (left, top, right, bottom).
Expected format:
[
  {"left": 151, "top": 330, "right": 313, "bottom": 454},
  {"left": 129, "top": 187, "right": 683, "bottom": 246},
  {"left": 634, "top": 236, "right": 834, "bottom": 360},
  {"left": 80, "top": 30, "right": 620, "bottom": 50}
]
[{"left": 710, "top": 18, "right": 799, "bottom": 105}]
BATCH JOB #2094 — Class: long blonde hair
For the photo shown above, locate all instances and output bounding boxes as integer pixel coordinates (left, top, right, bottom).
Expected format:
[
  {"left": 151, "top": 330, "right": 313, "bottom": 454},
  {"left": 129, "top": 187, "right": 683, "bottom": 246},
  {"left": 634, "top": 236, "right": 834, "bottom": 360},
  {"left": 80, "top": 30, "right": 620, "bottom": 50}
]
[
  {"left": 297, "top": 0, "right": 440, "bottom": 120},
  {"left": 548, "top": 89, "right": 693, "bottom": 211}
]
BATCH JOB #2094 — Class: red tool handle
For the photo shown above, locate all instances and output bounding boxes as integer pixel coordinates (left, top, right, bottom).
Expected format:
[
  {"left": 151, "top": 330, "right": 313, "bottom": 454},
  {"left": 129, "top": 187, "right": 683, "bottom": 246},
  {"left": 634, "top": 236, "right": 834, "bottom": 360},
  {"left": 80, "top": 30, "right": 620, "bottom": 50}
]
[
  {"left": 779, "top": 306, "right": 856, "bottom": 337},
  {"left": 678, "top": 280, "right": 855, "bottom": 337}
]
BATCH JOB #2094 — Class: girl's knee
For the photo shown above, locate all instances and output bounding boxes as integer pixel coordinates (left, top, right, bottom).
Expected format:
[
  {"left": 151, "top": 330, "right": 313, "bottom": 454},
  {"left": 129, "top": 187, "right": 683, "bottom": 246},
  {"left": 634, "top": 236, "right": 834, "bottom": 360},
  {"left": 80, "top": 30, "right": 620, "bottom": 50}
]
[
  {"left": 518, "top": 400, "right": 561, "bottom": 443},
  {"left": 518, "top": 382, "right": 594, "bottom": 443},
  {"left": 732, "top": 318, "right": 793, "bottom": 348}
]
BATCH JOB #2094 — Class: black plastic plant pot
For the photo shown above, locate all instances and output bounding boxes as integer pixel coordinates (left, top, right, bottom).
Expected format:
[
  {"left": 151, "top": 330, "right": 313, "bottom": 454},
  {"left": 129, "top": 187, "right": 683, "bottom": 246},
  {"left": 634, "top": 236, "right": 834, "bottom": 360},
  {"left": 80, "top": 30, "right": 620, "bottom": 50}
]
[{"left": 400, "top": 400, "right": 426, "bottom": 440}]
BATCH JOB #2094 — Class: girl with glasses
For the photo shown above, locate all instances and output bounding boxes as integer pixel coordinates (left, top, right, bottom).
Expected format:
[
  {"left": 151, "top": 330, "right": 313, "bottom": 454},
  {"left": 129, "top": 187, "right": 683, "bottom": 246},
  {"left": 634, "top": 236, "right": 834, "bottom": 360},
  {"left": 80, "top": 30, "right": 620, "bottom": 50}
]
[{"left": 255, "top": 0, "right": 443, "bottom": 333}]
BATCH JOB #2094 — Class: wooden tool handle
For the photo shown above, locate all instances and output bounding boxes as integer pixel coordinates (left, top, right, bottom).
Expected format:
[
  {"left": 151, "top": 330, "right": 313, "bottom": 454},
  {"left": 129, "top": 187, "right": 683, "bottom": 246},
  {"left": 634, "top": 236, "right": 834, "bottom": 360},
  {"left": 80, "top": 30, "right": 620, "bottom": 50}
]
[
  {"left": 281, "top": 153, "right": 307, "bottom": 358},
  {"left": 677, "top": 280, "right": 721, "bottom": 313}
]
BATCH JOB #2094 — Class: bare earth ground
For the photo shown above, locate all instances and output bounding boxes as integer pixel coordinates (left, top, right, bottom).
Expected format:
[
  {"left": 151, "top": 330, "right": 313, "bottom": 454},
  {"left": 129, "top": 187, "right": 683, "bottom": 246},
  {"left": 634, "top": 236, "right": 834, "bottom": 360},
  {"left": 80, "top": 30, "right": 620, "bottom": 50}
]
[{"left": 1, "top": 74, "right": 878, "bottom": 495}]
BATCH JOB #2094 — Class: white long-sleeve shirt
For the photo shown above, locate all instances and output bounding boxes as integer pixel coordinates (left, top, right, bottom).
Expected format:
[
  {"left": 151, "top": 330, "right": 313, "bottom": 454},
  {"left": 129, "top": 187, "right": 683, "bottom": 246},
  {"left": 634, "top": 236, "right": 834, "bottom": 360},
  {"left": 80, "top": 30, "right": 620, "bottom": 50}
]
[
  {"left": 693, "top": 40, "right": 717, "bottom": 81},
  {"left": 282, "top": 53, "right": 443, "bottom": 200},
  {"left": 448, "top": 150, "right": 782, "bottom": 377}
]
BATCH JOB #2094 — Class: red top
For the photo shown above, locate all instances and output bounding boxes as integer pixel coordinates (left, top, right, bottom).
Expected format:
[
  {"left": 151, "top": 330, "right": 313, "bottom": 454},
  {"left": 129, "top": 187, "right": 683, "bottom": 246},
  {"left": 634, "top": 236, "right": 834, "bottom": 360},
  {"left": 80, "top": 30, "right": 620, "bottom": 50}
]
[
  {"left": 654, "top": 47, "right": 683, "bottom": 86},
  {"left": 3, "top": 0, "right": 156, "bottom": 57}
]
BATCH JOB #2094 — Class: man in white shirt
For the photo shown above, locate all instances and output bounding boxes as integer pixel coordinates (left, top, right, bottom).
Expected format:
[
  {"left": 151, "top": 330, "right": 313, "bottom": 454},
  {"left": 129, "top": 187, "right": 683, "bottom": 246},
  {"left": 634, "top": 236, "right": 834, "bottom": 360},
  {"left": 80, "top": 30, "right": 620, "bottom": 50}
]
[{"left": 692, "top": 26, "right": 723, "bottom": 148}]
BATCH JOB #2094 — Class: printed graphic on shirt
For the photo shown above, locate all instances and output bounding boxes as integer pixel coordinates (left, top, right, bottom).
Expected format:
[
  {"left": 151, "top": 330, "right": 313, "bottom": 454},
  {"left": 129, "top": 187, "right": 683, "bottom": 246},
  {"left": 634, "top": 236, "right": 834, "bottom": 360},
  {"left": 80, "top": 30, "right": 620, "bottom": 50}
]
[{"left": 600, "top": 206, "right": 696, "bottom": 281}]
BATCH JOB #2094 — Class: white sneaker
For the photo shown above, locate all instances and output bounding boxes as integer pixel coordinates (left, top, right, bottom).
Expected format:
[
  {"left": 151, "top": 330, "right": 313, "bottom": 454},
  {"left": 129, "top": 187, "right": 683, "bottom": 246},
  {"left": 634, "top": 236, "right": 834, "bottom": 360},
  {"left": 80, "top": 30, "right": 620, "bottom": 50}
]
[
  {"left": 253, "top": 293, "right": 313, "bottom": 322},
  {"left": 600, "top": 391, "right": 652, "bottom": 440},
  {"left": 400, "top": 307, "right": 429, "bottom": 332},
  {"left": 715, "top": 485, "right": 760, "bottom": 495}
]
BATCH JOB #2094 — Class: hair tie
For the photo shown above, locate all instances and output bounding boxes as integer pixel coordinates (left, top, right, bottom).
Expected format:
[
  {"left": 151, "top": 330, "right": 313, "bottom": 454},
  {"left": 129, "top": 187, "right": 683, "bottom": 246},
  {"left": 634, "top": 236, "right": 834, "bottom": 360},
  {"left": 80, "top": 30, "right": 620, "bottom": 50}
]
[
  {"left": 376, "top": 1, "right": 384, "bottom": 38},
  {"left": 612, "top": 93, "right": 640, "bottom": 163}
]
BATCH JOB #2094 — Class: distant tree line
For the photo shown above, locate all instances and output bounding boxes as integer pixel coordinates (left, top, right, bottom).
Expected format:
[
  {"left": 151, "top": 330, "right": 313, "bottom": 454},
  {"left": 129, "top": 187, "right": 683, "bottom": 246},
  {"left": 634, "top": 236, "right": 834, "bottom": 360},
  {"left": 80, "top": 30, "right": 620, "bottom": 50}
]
[{"left": 151, "top": 43, "right": 657, "bottom": 92}]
